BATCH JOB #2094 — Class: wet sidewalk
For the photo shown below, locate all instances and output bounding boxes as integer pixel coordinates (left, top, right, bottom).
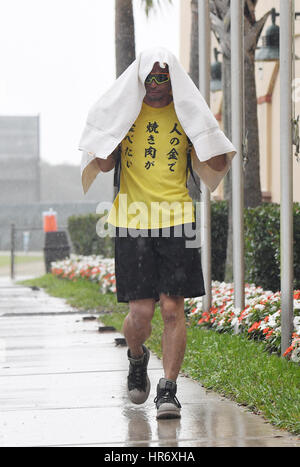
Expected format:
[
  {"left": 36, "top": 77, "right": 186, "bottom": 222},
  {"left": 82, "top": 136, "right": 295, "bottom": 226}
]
[{"left": 0, "top": 278, "right": 300, "bottom": 447}]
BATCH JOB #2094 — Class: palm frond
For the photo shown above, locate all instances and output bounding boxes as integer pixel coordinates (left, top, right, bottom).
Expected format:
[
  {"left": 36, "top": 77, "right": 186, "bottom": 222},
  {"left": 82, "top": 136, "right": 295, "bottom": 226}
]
[{"left": 140, "top": 0, "right": 173, "bottom": 18}]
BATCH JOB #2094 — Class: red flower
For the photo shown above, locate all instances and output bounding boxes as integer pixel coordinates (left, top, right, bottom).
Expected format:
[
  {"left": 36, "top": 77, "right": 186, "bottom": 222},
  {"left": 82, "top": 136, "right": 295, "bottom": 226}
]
[
  {"left": 294, "top": 290, "right": 300, "bottom": 299},
  {"left": 238, "top": 311, "right": 247, "bottom": 322},
  {"left": 248, "top": 321, "right": 261, "bottom": 333},
  {"left": 283, "top": 345, "right": 294, "bottom": 357}
]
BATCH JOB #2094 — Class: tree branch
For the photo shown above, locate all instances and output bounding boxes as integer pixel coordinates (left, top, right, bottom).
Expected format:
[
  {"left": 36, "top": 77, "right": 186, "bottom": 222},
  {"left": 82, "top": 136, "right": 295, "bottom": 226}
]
[
  {"left": 245, "top": 0, "right": 256, "bottom": 24},
  {"left": 244, "top": 10, "right": 271, "bottom": 52}
]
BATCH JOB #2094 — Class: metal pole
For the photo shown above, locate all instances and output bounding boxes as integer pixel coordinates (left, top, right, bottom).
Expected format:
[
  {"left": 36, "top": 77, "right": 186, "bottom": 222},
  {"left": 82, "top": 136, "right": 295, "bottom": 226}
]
[
  {"left": 230, "top": 0, "right": 245, "bottom": 318},
  {"left": 280, "top": 0, "right": 294, "bottom": 356},
  {"left": 198, "top": 0, "right": 211, "bottom": 313},
  {"left": 36, "top": 114, "right": 41, "bottom": 202},
  {"left": 10, "top": 224, "right": 15, "bottom": 280}
]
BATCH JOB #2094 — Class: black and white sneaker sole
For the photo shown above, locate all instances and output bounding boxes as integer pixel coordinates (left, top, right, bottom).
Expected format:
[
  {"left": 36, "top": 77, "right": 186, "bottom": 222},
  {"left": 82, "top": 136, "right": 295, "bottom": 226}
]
[
  {"left": 128, "top": 376, "right": 151, "bottom": 405},
  {"left": 156, "top": 403, "right": 181, "bottom": 420}
]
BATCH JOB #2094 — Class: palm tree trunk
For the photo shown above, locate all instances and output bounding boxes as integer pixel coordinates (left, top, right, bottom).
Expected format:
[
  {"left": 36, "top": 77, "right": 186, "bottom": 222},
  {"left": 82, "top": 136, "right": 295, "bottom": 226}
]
[
  {"left": 188, "top": 0, "right": 201, "bottom": 202},
  {"left": 115, "top": 0, "right": 136, "bottom": 78},
  {"left": 114, "top": 0, "right": 136, "bottom": 199},
  {"left": 244, "top": 52, "right": 262, "bottom": 208}
]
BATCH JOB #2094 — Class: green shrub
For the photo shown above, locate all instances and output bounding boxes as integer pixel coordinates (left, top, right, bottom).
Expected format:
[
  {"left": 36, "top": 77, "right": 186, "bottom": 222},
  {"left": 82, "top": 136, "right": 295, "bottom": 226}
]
[
  {"left": 209, "top": 200, "right": 300, "bottom": 292},
  {"left": 244, "top": 203, "right": 281, "bottom": 292},
  {"left": 245, "top": 202, "right": 300, "bottom": 292},
  {"left": 211, "top": 200, "right": 228, "bottom": 282},
  {"left": 68, "top": 213, "right": 114, "bottom": 258}
]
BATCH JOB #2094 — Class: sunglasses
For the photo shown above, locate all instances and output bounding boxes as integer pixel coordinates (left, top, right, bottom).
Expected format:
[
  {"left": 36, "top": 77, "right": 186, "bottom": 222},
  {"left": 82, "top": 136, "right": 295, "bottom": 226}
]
[{"left": 145, "top": 72, "right": 170, "bottom": 85}]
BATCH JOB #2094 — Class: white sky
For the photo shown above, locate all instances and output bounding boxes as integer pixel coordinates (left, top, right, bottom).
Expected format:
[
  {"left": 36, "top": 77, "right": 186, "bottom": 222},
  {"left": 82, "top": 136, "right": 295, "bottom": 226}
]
[{"left": 0, "top": 0, "right": 180, "bottom": 166}]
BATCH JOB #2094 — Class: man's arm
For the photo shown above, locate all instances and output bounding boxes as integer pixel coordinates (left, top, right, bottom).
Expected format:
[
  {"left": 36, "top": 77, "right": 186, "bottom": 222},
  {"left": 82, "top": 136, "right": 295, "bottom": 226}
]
[
  {"left": 206, "top": 154, "right": 227, "bottom": 172},
  {"left": 92, "top": 146, "right": 119, "bottom": 173}
]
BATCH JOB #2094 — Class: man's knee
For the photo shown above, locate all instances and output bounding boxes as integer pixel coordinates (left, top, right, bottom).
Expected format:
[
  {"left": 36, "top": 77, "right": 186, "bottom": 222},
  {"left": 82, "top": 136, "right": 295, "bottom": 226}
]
[
  {"left": 127, "top": 298, "right": 155, "bottom": 328},
  {"left": 160, "top": 294, "right": 184, "bottom": 324}
]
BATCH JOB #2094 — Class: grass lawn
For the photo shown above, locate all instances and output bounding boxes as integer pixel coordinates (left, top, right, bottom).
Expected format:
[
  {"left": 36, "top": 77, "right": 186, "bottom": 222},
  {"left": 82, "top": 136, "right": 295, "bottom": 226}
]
[
  {"left": 0, "top": 255, "right": 43, "bottom": 268},
  {"left": 19, "top": 274, "right": 300, "bottom": 435}
]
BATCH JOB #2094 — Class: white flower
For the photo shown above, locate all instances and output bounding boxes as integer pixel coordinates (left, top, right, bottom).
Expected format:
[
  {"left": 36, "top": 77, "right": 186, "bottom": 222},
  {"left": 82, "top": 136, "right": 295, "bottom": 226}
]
[
  {"left": 291, "top": 346, "right": 300, "bottom": 363},
  {"left": 259, "top": 321, "right": 268, "bottom": 331},
  {"left": 294, "top": 300, "right": 300, "bottom": 310},
  {"left": 293, "top": 316, "right": 300, "bottom": 331}
]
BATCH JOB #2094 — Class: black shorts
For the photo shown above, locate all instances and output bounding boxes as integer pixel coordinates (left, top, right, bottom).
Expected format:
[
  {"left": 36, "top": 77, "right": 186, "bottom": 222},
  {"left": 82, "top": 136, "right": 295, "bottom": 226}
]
[{"left": 114, "top": 222, "right": 206, "bottom": 303}]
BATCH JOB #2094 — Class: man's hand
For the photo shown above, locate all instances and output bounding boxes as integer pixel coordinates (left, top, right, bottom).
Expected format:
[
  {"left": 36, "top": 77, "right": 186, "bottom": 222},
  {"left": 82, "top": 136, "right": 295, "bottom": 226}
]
[
  {"left": 94, "top": 147, "right": 119, "bottom": 172},
  {"left": 206, "top": 154, "right": 227, "bottom": 172}
]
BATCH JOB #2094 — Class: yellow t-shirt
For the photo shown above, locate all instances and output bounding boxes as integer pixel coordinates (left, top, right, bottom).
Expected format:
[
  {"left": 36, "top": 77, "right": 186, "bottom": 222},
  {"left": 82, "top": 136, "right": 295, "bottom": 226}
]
[{"left": 107, "top": 100, "right": 195, "bottom": 229}]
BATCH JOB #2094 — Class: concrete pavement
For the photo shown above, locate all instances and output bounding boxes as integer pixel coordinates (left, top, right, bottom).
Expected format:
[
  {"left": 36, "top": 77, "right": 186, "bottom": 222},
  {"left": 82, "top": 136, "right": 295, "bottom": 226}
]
[{"left": 0, "top": 277, "right": 300, "bottom": 447}]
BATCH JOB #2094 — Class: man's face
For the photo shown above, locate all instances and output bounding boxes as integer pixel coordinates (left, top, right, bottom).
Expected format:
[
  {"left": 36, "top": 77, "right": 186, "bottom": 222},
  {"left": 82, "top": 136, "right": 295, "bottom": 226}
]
[{"left": 144, "top": 62, "right": 172, "bottom": 102}]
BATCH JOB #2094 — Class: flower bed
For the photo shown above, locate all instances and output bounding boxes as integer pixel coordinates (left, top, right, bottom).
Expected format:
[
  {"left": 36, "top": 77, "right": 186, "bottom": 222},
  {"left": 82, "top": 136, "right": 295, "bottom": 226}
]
[
  {"left": 51, "top": 254, "right": 116, "bottom": 294},
  {"left": 51, "top": 255, "right": 300, "bottom": 363},
  {"left": 185, "top": 282, "right": 300, "bottom": 363}
]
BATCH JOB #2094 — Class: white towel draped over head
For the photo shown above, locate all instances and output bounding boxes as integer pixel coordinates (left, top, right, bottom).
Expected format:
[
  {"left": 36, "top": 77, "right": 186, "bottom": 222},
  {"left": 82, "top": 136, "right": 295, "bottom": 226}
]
[{"left": 78, "top": 46, "right": 237, "bottom": 194}]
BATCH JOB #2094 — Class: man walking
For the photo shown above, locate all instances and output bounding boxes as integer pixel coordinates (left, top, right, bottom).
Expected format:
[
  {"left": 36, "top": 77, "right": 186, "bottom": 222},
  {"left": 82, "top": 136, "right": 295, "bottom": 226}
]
[{"left": 79, "top": 47, "right": 236, "bottom": 419}]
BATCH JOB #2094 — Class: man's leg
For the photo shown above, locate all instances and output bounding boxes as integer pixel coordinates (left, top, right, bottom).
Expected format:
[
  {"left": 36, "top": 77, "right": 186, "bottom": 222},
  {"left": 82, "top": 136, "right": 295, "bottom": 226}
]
[
  {"left": 154, "top": 293, "right": 185, "bottom": 419},
  {"left": 123, "top": 298, "right": 156, "bottom": 405},
  {"left": 160, "top": 293, "right": 186, "bottom": 381},
  {"left": 123, "top": 297, "right": 156, "bottom": 358}
]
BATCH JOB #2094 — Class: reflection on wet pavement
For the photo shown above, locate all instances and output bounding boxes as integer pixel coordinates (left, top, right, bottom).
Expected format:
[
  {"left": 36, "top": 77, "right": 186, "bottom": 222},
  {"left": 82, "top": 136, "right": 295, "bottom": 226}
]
[{"left": 0, "top": 280, "right": 300, "bottom": 447}]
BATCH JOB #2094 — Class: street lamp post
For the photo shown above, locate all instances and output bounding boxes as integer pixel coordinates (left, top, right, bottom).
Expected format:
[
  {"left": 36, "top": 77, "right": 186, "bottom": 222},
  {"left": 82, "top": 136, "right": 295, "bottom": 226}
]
[
  {"left": 280, "top": 0, "right": 294, "bottom": 356},
  {"left": 231, "top": 0, "right": 245, "bottom": 318},
  {"left": 198, "top": 0, "right": 212, "bottom": 314}
]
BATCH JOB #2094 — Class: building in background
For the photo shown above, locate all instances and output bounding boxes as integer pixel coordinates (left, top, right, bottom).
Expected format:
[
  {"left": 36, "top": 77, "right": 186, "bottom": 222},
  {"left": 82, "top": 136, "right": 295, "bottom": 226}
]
[
  {"left": 0, "top": 115, "right": 40, "bottom": 204},
  {"left": 180, "top": 0, "right": 300, "bottom": 204},
  {"left": 0, "top": 114, "right": 114, "bottom": 251}
]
